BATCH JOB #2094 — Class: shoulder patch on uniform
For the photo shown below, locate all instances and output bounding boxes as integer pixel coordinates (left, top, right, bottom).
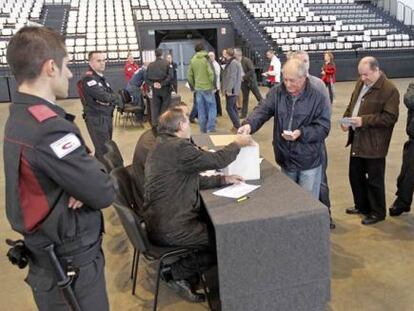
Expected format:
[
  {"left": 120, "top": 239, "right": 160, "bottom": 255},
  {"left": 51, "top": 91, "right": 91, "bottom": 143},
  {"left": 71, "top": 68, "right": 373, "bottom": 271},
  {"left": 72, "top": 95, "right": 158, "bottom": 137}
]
[
  {"left": 50, "top": 133, "right": 81, "bottom": 159},
  {"left": 87, "top": 80, "right": 97, "bottom": 87},
  {"left": 85, "top": 71, "right": 93, "bottom": 76},
  {"left": 28, "top": 105, "right": 58, "bottom": 123}
]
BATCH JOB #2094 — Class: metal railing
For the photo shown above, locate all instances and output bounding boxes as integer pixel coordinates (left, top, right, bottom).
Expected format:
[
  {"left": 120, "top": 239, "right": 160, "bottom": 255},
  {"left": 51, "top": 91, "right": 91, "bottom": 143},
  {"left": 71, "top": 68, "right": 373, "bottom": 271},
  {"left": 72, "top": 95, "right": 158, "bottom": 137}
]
[{"left": 376, "top": 0, "right": 414, "bottom": 26}]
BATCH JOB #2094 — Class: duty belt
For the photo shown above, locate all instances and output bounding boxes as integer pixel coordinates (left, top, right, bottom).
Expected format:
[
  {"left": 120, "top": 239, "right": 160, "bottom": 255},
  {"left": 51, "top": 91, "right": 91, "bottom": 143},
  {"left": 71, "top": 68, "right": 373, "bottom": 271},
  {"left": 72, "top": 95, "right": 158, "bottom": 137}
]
[{"left": 29, "top": 236, "right": 102, "bottom": 271}]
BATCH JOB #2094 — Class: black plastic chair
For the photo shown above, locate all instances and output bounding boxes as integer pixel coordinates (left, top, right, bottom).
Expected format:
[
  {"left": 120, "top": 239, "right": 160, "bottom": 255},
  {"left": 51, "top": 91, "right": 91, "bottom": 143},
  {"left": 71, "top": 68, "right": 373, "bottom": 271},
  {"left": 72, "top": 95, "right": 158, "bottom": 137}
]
[
  {"left": 104, "top": 140, "right": 124, "bottom": 167},
  {"left": 102, "top": 151, "right": 124, "bottom": 172},
  {"left": 110, "top": 167, "right": 210, "bottom": 311},
  {"left": 115, "top": 89, "right": 142, "bottom": 127}
]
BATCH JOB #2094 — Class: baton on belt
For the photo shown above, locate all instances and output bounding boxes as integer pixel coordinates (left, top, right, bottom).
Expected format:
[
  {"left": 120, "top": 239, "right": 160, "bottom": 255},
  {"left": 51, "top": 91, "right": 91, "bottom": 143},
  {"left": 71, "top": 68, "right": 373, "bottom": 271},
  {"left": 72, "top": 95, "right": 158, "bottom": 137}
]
[{"left": 44, "top": 244, "right": 82, "bottom": 311}]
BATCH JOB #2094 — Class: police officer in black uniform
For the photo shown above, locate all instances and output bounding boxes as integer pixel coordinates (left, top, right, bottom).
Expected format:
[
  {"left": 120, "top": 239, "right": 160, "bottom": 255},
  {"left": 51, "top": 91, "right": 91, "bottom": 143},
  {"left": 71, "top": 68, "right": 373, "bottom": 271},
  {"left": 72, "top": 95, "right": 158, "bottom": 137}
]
[
  {"left": 145, "top": 48, "right": 173, "bottom": 128},
  {"left": 4, "top": 27, "right": 115, "bottom": 311},
  {"left": 78, "top": 50, "right": 122, "bottom": 162}
]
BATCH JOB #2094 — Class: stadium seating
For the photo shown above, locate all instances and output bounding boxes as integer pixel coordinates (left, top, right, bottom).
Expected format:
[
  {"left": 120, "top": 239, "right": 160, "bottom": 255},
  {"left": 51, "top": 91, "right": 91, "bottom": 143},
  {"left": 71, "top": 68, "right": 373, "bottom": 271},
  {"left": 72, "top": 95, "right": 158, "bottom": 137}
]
[
  {"left": 132, "top": 0, "right": 229, "bottom": 22},
  {"left": 0, "top": 0, "right": 413, "bottom": 67},
  {"left": 66, "top": 0, "right": 140, "bottom": 63},
  {"left": 0, "top": 0, "right": 44, "bottom": 66},
  {"left": 244, "top": 0, "right": 414, "bottom": 52}
]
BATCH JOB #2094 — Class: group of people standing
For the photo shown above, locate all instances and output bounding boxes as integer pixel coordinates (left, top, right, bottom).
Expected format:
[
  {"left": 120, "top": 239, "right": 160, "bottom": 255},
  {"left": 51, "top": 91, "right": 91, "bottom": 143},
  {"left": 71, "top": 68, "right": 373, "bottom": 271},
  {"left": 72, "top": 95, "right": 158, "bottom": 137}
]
[{"left": 188, "top": 43, "right": 265, "bottom": 134}]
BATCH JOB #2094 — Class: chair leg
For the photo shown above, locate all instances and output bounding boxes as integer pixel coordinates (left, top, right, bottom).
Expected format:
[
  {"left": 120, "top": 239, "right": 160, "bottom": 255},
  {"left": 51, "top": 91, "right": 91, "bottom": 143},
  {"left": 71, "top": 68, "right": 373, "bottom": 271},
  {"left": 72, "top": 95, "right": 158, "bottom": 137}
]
[
  {"left": 132, "top": 251, "right": 140, "bottom": 295},
  {"left": 153, "top": 261, "right": 163, "bottom": 311},
  {"left": 131, "top": 248, "right": 137, "bottom": 279}
]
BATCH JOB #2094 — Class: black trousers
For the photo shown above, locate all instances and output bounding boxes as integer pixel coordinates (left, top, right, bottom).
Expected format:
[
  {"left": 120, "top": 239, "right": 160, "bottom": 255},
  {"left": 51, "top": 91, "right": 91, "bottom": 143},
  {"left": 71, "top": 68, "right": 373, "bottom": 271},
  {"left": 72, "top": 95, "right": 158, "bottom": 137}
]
[
  {"left": 349, "top": 156, "right": 386, "bottom": 219},
  {"left": 241, "top": 80, "right": 263, "bottom": 118},
  {"left": 27, "top": 251, "right": 109, "bottom": 311},
  {"left": 394, "top": 139, "right": 414, "bottom": 210},
  {"left": 85, "top": 114, "right": 113, "bottom": 163},
  {"left": 215, "top": 90, "right": 222, "bottom": 116},
  {"left": 151, "top": 88, "right": 171, "bottom": 128},
  {"left": 319, "top": 144, "right": 331, "bottom": 211},
  {"left": 151, "top": 222, "right": 216, "bottom": 282}
]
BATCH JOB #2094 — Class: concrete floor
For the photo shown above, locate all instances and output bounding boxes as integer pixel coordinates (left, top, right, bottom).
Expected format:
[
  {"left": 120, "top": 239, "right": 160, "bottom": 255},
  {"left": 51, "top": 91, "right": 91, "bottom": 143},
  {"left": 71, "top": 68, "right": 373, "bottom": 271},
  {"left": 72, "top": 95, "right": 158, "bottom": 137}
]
[{"left": 1, "top": 78, "right": 414, "bottom": 311}]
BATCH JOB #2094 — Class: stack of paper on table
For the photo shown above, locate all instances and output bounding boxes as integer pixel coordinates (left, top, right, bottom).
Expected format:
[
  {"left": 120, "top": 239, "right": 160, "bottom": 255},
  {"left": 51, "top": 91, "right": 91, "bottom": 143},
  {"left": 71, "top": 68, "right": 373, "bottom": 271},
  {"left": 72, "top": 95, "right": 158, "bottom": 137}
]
[{"left": 210, "top": 135, "right": 260, "bottom": 180}]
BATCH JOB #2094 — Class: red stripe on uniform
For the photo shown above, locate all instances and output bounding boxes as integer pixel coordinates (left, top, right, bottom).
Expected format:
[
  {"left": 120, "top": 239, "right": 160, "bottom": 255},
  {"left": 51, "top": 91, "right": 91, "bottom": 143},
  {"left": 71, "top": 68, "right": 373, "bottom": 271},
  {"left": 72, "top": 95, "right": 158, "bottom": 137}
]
[{"left": 19, "top": 152, "right": 50, "bottom": 232}]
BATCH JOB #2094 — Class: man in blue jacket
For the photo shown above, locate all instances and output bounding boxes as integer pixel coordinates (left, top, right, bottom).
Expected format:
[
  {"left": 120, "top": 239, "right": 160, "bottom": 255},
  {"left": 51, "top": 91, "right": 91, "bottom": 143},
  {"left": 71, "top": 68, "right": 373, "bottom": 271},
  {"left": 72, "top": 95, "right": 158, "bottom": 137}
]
[{"left": 238, "top": 59, "right": 331, "bottom": 198}]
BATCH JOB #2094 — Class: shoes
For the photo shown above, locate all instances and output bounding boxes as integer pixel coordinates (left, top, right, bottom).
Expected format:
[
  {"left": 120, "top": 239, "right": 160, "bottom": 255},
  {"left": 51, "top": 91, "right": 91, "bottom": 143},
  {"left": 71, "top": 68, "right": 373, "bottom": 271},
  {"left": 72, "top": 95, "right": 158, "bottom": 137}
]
[
  {"left": 389, "top": 205, "right": 410, "bottom": 217},
  {"left": 361, "top": 214, "right": 385, "bottom": 225},
  {"left": 345, "top": 207, "right": 368, "bottom": 215},
  {"left": 329, "top": 217, "right": 336, "bottom": 230},
  {"left": 166, "top": 280, "right": 206, "bottom": 303},
  {"left": 189, "top": 118, "right": 197, "bottom": 124}
]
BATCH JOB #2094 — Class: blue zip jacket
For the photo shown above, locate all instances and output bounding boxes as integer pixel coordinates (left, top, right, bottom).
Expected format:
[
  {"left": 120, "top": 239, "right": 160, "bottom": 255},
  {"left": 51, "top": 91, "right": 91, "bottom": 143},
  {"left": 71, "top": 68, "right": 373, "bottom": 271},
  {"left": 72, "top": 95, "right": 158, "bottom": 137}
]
[{"left": 246, "top": 79, "right": 331, "bottom": 171}]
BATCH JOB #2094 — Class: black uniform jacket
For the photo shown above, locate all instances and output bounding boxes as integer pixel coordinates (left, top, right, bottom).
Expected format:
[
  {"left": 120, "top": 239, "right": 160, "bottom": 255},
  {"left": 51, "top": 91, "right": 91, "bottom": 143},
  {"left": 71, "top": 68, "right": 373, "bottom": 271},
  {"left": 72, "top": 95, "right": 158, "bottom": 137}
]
[
  {"left": 143, "top": 133, "right": 240, "bottom": 236},
  {"left": 145, "top": 57, "right": 173, "bottom": 90},
  {"left": 3, "top": 92, "right": 115, "bottom": 251},
  {"left": 80, "top": 67, "right": 121, "bottom": 116}
]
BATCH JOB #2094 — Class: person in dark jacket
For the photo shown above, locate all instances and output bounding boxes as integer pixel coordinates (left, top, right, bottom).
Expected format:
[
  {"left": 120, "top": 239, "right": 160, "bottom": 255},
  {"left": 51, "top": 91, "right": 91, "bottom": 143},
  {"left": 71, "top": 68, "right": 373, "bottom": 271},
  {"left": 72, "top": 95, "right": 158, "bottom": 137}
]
[
  {"left": 289, "top": 50, "right": 335, "bottom": 229},
  {"left": 126, "top": 62, "right": 148, "bottom": 125},
  {"left": 145, "top": 48, "right": 173, "bottom": 128},
  {"left": 234, "top": 48, "right": 263, "bottom": 118},
  {"left": 132, "top": 102, "right": 189, "bottom": 204},
  {"left": 238, "top": 59, "right": 331, "bottom": 198},
  {"left": 78, "top": 51, "right": 123, "bottom": 162},
  {"left": 342, "top": 57, "right": 399, "bottom": 225},
  {"left": 167, "top": 53, "right": 178, "bottom": 93},
  {"left": 4, "top": 26, "right": 115, "bottom": 311},
  {"left": 389, "top": 82, "right": 414, "bottom": 216},
  {"left": 143, "top": 108, "right": 251, "bottom": 302}
]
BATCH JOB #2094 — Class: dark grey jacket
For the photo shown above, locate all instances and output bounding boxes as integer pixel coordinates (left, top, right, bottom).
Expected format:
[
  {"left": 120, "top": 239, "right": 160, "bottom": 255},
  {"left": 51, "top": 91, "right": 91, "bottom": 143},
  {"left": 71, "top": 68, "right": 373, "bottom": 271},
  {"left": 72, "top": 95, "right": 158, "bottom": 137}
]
[
  {"left": 143, "top": 133, "right": 240, "bottom": 237},
  {"left": 404, "top": 82, "right": 414, "bottom": 139},
  {"left": 4, "top": 92, "right": 115, "bottom": 251},
  {"left": 246, "top": 79, "right": 331, "bottom": 171}
]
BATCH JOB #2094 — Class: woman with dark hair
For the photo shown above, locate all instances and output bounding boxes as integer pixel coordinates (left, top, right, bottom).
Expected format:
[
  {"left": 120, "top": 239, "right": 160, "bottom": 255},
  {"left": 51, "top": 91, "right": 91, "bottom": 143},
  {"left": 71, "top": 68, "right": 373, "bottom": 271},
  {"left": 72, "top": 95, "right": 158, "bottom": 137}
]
[{"left": 321, "top": 51, "right": 336, "bottom": 104}]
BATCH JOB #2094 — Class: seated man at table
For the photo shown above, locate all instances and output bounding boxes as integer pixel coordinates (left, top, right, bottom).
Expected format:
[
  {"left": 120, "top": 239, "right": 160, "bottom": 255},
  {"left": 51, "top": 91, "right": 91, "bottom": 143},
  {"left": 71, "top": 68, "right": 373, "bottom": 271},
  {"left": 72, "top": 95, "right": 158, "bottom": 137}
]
[
  {"left": 143, "top": 108, "right": 251, "bottom": 302},
  {"left": 132, "top": 102, "right": 190, "bottom": 203}
]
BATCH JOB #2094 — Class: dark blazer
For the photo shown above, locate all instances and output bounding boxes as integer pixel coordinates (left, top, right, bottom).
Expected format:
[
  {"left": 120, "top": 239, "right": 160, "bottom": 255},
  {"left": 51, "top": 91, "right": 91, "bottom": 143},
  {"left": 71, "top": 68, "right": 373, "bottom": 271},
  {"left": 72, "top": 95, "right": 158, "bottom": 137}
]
[
  {"left": 404, "top": 82, "right": 414, "bottom": 139},
  {"left": 143, "top": 133, "right": 240, "bottom": 237},
  {"left": 343, "top": 73, "right": 400, "bottom": 158}
]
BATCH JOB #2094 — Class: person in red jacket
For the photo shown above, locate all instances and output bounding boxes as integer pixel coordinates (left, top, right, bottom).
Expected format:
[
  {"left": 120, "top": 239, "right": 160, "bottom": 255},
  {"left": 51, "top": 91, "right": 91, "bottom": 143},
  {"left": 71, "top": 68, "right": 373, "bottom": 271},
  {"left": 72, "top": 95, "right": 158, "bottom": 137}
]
[
  {"left": 124, "top": 52, "right": 139, "bottom": 82},
  {"left": 321, "top": 51, "right": 336, "bottom": 104}
]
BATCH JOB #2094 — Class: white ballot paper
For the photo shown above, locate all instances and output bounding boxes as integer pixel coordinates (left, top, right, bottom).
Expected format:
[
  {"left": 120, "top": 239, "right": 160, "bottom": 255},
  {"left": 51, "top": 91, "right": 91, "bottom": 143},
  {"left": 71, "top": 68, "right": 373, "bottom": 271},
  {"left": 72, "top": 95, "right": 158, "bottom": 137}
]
[{"left": 213, "top": 182, "right": 261, "bottom": 199}]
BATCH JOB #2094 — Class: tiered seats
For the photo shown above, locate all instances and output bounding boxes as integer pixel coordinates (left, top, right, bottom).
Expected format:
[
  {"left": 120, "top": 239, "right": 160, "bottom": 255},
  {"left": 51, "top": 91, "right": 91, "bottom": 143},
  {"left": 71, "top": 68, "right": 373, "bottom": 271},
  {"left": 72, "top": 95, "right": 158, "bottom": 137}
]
[
  {"left": 66, "top": 0, "right": 139, "bottom": 63},
  {"left": 133, "top": 0, "right": 229, "bottom": 22},
  {"left": 244, "top": 0, "right": 414, "bottom": 52},
  {"left": 0, "top": 0, "right": 43, "bottom": 66}
]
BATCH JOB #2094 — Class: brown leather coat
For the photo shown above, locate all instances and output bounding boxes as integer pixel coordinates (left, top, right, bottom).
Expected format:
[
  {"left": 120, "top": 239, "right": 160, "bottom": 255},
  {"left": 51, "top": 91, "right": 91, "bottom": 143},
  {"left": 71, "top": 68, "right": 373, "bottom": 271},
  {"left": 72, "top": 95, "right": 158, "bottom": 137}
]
[{"left": 343, "top": 73, "right": 400, "bottom": 158}]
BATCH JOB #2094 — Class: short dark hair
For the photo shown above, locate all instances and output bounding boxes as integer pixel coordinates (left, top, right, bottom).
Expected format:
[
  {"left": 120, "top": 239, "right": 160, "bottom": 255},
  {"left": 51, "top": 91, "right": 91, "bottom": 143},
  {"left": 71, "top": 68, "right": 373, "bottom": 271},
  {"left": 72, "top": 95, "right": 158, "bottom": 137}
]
[
  {"left": 226, "top": 48, "right": 234, "bottom": 57},
  {"left": 195, "top": 42, "right": 204, "bottom": 52},
  {"left": 155, "top": 48, "right": 163, "bottom": 58},
  {"left": 7, "top": 26, "right": 67, "bottom": 85},
  {"left": 158, "top": 108, "right": 187, "bottom": 134},
  {"left": 88, "top": 50, "right": 104, "bottom": 61},
  {"left": 267, "top": 49, "right": 275, "bottom": 55}
]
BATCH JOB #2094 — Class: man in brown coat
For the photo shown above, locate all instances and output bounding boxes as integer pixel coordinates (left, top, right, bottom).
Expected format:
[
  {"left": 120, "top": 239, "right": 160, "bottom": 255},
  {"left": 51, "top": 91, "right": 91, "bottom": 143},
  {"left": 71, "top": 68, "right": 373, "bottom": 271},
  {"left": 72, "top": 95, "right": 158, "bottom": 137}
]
[{"left": 341, "top": 56, "right": 399, "bottom": 225}]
